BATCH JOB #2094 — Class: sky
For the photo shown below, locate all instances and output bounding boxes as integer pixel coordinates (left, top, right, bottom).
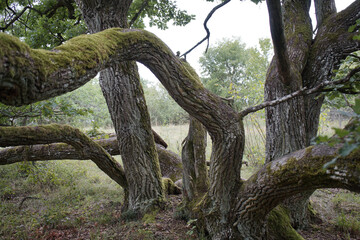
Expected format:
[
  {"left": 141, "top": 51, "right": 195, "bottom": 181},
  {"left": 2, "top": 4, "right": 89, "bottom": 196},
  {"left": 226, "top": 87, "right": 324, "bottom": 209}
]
[{"left": 138, "top": 0, "right": 356, "bottom": 83}]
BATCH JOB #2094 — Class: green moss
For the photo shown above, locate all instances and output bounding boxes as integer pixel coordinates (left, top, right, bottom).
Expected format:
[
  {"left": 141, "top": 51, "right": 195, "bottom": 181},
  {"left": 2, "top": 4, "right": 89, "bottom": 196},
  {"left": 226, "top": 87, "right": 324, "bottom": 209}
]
[
  {"left": 162, "top": 177, "right": 181, "bottom": 195},
  {"left": 142, "top": 209, "right": 159, "bottom": 224},
  {"left": 267, "top": 206, "right": 304, "bottom": 240}
]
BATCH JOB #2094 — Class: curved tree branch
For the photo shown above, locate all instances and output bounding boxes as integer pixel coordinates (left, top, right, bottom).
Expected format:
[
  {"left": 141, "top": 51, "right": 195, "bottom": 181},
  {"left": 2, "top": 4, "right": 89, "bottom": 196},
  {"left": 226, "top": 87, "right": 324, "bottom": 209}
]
[
  {"left": 0, "top": 139, "right": 182, "bottom": 181},
  {"left": 235, "top": 144, "right": 360, "bottom": 238},
  {"left": 0, "top": 27, "right": 244, "bottom": 231},
  {"left": 0, "top": 124, "right": 128, "bottom": 188},
  {"left": 265, "top": 0, "right": 293, "bottom": 85}
]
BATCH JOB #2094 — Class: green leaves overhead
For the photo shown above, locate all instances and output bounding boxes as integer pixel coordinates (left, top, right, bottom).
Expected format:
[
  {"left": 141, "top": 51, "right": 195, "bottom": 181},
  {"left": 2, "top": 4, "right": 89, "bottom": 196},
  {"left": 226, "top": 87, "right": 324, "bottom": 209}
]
[
  {"left": 1, "top": 0, "right": 195, "bottom": 48},
  {"left": 1, "top": 0, "right": 86, "bottom": 49},
  {"left": 128, "top": 0, "right": 195, "bottom": 30}
]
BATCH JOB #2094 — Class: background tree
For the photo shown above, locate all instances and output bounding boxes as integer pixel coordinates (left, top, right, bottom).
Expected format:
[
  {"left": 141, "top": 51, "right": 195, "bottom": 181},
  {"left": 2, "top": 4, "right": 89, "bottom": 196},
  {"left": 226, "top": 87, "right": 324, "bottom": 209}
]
[{"left": 200, "top": 37, "right": 271, "bottom": 109}]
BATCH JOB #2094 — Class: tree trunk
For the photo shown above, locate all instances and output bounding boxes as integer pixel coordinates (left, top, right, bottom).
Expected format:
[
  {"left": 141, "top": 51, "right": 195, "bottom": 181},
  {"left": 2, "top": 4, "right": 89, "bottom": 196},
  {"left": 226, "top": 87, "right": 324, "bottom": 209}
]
[
  {"left": 75, "top": 0, "right": 164, "bottom": 211},
  {"left": 181, "top": 116, "right": 209, "bottom": 202},
  {"left": 265, "top": 0, "right": 360, "bottom": 229}
]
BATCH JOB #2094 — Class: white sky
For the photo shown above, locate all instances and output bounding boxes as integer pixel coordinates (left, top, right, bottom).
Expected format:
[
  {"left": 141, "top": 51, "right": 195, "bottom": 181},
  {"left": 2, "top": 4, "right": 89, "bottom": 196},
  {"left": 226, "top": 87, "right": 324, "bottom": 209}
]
[{"left": 138, "top": 0, "right": 356, "bottom": 83}]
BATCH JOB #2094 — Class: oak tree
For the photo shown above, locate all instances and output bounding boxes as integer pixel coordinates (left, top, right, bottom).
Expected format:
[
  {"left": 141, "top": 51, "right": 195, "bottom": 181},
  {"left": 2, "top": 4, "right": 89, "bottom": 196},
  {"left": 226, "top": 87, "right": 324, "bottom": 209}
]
[{"left": 1, "top": 0, "right": 360, "bottom": 239}]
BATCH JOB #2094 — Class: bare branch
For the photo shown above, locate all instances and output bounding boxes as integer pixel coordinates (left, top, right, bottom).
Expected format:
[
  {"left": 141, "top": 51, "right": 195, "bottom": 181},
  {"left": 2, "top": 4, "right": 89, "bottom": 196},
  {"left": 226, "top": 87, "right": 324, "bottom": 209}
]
[
  {"left": 0, "top": 6, "right": 30, "bottom": 31},
  {"left": 240, "top": 66, "right": 360, "bottom": 117},
  {"left": 180, "top": 0, "right": 231, "bottom": 58}
]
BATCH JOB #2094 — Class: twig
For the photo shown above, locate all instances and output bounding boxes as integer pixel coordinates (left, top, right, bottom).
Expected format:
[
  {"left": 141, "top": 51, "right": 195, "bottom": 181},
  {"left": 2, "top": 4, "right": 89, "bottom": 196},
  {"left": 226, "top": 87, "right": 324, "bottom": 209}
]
[
  {"left": 180, "top": 0, "right": 231, "bottom": 58},
  {"left": 240, "top": 67, "right": 360, "bottom": 117}
]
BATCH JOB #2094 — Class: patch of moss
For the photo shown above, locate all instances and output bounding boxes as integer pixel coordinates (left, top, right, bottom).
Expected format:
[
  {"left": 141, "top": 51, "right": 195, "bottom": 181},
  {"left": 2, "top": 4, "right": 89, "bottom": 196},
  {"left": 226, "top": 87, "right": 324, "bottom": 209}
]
[
  {"left": 142, "top": 209, "right": 159, "bottom": 224},
  {"left": 267, "top": 206, "right": 304, "bottom": 240}
]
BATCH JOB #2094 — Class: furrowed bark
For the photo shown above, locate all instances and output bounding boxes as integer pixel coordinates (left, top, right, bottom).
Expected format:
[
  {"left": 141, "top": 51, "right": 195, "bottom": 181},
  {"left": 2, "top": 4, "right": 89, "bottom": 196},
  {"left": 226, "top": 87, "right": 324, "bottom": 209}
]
[
  {"left": 0, "top": 124, "right": 128, "bottom": 189},
  {"left": 314, "top": 0, "right": 336, "bottom": 28},
  {"left": 303, "top": 1, "right": 360, "bottom": 146},
  {"left": 0, "top": 139, "right": 182, "bottom": 181},
  {"left": 265, "top": 0, "right": 312, "bottom": 163},
  {"left": 77, "top": 0, "right": 165, "bottom": 212},
  {"left": 235, "top": 145, "right": 360, "bottom": 239},
  {"left": 181, "top": 116, "right": 209, "bottom": 202},
  {"left": 0, "top": 27, "right": 244, "bottom": 237}
]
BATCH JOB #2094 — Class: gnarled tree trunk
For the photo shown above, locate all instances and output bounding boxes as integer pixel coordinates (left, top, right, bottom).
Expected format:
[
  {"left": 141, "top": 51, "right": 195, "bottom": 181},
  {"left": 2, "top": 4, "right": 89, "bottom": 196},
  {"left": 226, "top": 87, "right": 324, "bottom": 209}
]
[
  {"left": 75, "top": 0, "right": 165, "bottom": 211},
  {"left": 264, "top": 0, "right": 360, "bottom": 229}
]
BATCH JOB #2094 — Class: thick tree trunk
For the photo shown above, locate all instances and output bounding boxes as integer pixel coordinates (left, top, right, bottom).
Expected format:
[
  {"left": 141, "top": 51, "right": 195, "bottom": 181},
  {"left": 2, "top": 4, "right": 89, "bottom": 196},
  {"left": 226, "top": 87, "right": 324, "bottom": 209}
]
[
  {"left": 265, "top": 0, "right": 360, "bottom": 229},
  {"left": 75, "top": 0, "right": 165, "bottom": 211}
]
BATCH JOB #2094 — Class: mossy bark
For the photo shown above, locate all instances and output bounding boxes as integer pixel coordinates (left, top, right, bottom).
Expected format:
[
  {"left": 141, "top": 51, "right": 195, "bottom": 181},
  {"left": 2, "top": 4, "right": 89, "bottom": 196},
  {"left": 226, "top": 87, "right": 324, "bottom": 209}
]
[
  {"left": 0, "top": 124, "right": 127, "bottom": 189},
  {"left": 265, "top": 0, "right": 360, "bottom": 230},
  {"left": 1, "top": 1, "right": 360, "bottom": 238},
  {"left": 0, "top": 136, "right": 182, "bottom": 182},
  {"left": 76, "top": 0, "right": 165, "bottom": 212}
]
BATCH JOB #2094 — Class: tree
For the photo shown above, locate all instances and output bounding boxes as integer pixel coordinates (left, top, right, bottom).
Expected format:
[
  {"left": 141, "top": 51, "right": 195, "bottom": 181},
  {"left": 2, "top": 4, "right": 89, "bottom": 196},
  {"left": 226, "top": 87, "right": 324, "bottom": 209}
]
[
  {"left": 264, "top": 0, "right": 360, "bottom": 228},
  {"left": 1, "top": 1, "right": 360, "bottom": 239},
  {"left": 199, "top": 37, "right": 271, "bottom": 109}
]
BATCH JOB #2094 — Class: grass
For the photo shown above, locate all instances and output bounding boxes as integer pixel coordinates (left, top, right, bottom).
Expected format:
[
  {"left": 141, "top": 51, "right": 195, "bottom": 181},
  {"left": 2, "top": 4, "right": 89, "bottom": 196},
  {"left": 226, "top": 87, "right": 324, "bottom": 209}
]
[
  {"left": 0, "top": 114, "right": 359, "bottom": 239},
  {"left": 0, "top": 160, "right": 124, "bottom": 239}
]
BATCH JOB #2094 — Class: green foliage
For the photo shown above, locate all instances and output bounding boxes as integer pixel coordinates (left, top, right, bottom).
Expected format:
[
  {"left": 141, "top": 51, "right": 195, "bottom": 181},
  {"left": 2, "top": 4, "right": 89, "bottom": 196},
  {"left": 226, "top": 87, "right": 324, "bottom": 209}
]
[
  {"left": 1, "top": 0, "right": 195, "bottom": 49},
  {"left": 0, "top": 96, "right": 91, "bottom": 126},
  {"left": 129, "top": 0, "right": 195, "bottom": 30},
  {"left": 315, "top": 99, "right": 360, "bottom": 168},
  {"left": 324, "top": 52, "right": 360, "bottom": 108},
  {"left": 332, "top": 191, "right": 360, "bottom": 236},
  {"left": 1, "top": 0, "right": 87, "bottom": 49},
  {"left": 142, "top": 79, "right": 188, "bottom": 125},
  {"left": 199, "top": 38, "right": 272, "bottom": 110}
]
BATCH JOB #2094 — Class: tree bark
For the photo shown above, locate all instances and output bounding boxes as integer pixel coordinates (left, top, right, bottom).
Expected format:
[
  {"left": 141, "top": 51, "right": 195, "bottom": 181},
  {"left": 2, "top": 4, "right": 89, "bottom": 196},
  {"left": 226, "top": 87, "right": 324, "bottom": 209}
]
[
  {"left": 1, "top": 6, "right": 360, "bottom": 237},
  {"left": 264, "top": 0, "right": 360, "bottom": 229},
  {"left": 0, "top": 124, "right": 128, "bottom": 188},
  {"left": 234, "top": 144, "right": 360, "bottom": 239},
  {"left": 0, "top": 136, "right": 182, "bottom": 182},
  {"left": 181, "top": 116, "right": 209, "bottom": 202},
  {"left": 75, "top": 0, "right": 165, "bottom": 211}
]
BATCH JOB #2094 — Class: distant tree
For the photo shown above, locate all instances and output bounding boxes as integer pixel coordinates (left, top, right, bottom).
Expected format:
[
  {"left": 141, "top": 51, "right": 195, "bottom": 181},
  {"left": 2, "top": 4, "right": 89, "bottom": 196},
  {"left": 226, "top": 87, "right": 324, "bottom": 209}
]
[
  {"left": 142, "top": 80, "right": 187, "bottom": 125},
  {"left": 200, "top": 38, "right": 271, "bottom": 109}
]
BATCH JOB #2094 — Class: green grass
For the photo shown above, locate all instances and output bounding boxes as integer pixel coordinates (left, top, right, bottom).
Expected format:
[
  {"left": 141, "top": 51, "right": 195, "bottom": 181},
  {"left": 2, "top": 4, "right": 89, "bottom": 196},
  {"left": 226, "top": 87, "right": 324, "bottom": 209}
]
[
  {"left": 0, "top": 114, "right": 357, "bottom": 238},
  {"left": 0, "top": 160, "right": 123, "bottom": 239}
]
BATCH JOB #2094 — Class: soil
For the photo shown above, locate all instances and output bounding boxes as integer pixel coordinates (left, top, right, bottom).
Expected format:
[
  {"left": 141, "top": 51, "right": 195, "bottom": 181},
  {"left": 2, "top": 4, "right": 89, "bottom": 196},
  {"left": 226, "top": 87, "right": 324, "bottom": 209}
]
[{"left": 23, "top": 190, "right": 359, "bottom": 240}]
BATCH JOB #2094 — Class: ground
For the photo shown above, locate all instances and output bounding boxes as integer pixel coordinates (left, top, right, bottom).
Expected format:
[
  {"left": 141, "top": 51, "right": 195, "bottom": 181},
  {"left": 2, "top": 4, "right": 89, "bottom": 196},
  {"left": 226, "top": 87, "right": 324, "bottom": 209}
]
[{"left": 1, "top": 187, "right": 359, "bottom": 239}]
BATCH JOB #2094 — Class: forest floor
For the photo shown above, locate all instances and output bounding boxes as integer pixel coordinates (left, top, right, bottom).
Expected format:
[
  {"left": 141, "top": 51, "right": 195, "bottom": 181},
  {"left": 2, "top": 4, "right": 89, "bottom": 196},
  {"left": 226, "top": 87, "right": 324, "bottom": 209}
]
[
  {"left": 1, "top": 183, "right": 359, "bottom": 239},
  {"left": 1, "top": 125, "right": 359, "bottom": 239}
]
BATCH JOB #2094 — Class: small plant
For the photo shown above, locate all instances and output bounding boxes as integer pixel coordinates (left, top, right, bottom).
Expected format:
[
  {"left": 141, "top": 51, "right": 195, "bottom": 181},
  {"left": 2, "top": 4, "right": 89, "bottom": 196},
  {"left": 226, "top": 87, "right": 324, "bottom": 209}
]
[
  {"left": 186, "top": 219, "right": 198, "bottom": 237},
  {"left": 121, "top": 209, "right": 141, "bottom": 222},
  {"left": 335, "top": 212, "right": 360, "bottom": 236}
]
